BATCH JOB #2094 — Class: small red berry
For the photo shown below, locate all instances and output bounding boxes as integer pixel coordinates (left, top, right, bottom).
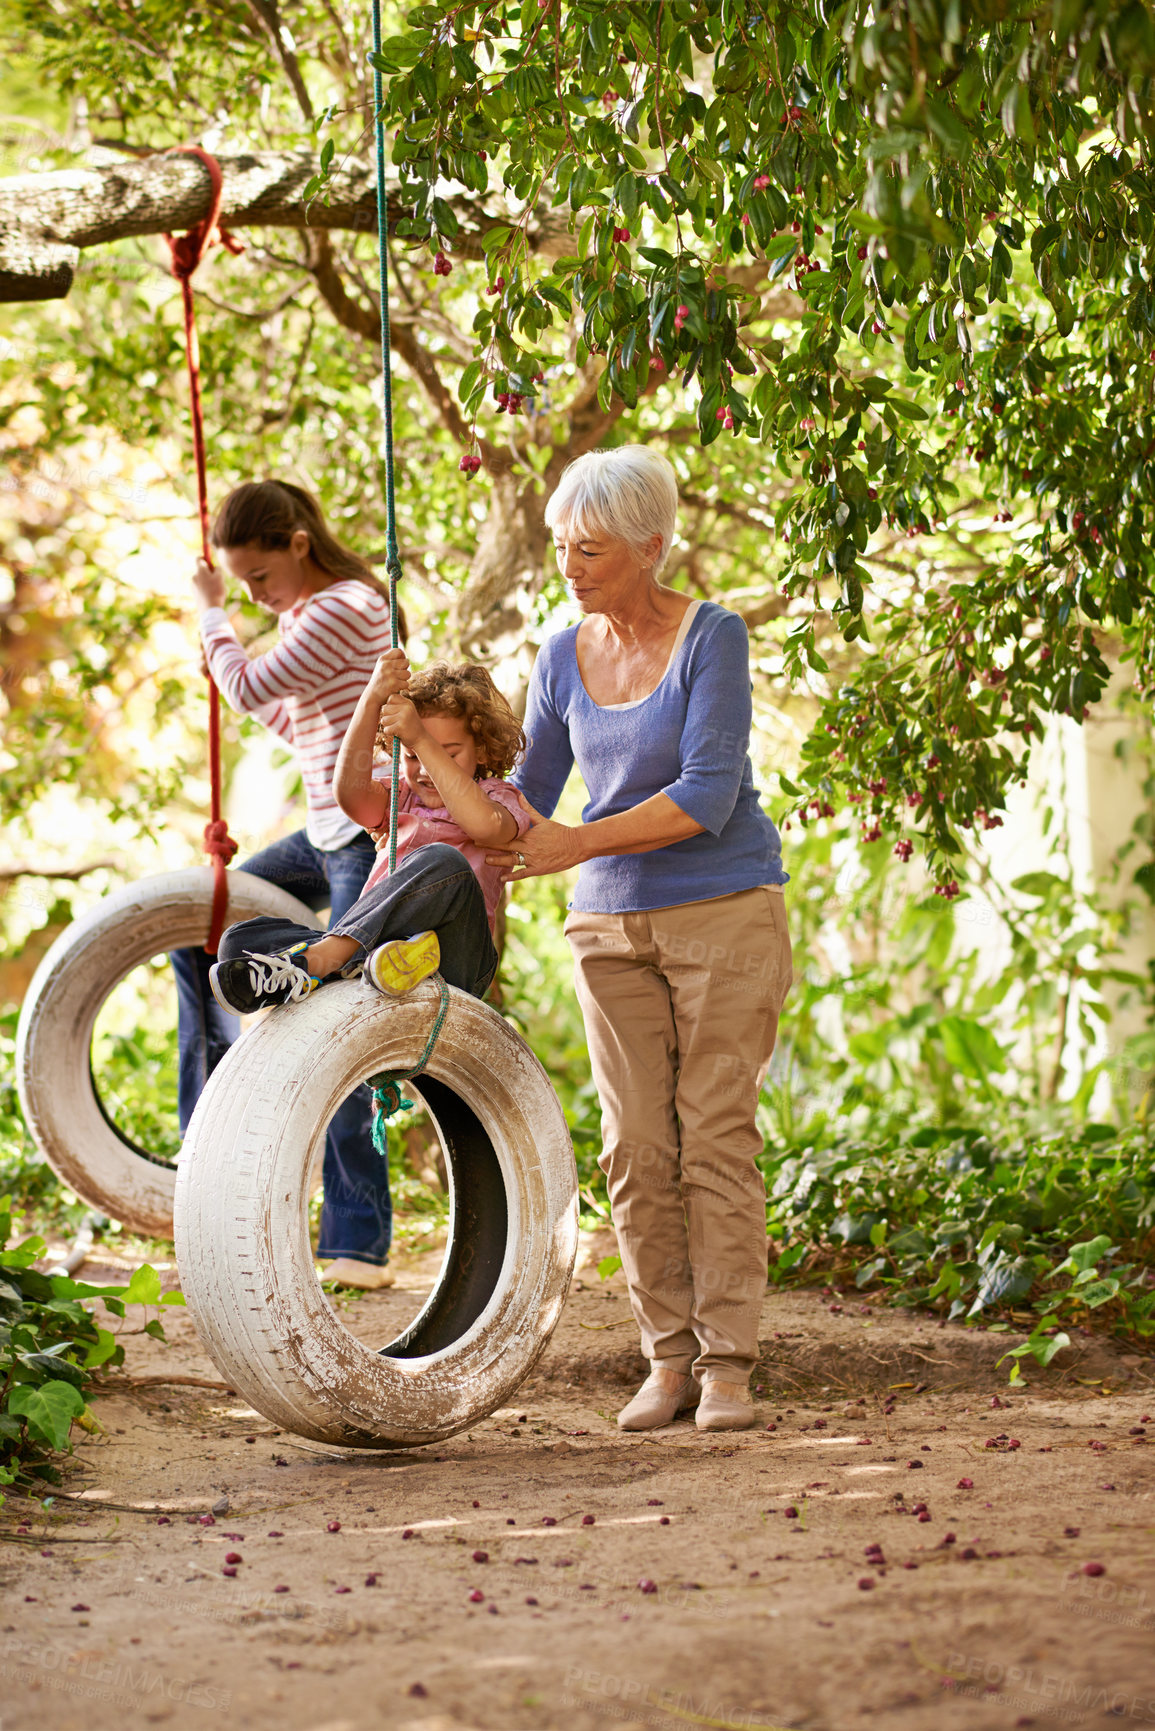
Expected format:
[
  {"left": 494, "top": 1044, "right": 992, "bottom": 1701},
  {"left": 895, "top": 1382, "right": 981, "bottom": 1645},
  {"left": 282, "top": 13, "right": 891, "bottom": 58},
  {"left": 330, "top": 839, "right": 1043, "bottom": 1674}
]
[{"left": 857, "top": 244, "right": 868, "bottom": 259}]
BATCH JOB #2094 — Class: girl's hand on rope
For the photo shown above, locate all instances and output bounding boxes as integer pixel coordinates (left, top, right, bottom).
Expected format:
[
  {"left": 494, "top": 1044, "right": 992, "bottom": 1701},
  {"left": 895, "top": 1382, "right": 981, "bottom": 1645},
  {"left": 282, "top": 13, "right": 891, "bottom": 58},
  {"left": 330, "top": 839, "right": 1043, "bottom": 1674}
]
[
  {"left": 193, "top": 557, "right": 227, "bottom": 611},
  {"left": 367, "top": 646, "right": 411, "bottom": 702},
  {"left": 485, "top": 793, "right": 583, "bottom": 881},
  {"left": 379, "top": 693, "right": 423, "bottom": 749}
]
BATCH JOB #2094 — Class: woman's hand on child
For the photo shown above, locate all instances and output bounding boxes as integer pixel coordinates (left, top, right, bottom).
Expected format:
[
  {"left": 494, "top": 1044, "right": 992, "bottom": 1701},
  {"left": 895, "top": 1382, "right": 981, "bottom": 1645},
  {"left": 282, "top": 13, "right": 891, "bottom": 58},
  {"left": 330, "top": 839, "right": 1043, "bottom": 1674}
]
[
  {"left": 193, "top": 557, "right": 227, "bottom": 611},
  {"left": 368, "top": 646, "right": 410, "bottom": 701},
  {"left": 485, "top": 793, "right": 584, "bottom": 880}
]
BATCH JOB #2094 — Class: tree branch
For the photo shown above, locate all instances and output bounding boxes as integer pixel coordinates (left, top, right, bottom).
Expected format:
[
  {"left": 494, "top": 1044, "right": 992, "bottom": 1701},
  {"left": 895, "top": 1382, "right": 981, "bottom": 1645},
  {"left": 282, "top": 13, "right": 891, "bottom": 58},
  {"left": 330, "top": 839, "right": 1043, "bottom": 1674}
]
[
  {"left": 244, "top": 0, "right": 315, "bottom": 121},
  {"left": 0, "top": 860, "right": 118, "bottom": 886},
  {"left": 0, "top": 150, "right": 578, "bottom": 302}
]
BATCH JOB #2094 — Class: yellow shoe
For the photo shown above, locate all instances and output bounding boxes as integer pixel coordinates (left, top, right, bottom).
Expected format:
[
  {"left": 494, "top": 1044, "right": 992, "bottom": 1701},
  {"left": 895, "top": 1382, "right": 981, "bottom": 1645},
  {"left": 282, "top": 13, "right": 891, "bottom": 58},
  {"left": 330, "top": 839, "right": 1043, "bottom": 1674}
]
[{"left": 366, "top": 931, "right": 440, "bottom": 997}]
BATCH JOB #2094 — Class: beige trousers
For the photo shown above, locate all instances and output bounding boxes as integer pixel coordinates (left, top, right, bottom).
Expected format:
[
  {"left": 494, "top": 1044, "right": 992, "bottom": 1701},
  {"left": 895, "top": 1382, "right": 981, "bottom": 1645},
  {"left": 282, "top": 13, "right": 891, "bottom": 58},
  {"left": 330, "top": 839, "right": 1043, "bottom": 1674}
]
[{"left": 566, "top": 885, "right": 792, "bottom": 1384}]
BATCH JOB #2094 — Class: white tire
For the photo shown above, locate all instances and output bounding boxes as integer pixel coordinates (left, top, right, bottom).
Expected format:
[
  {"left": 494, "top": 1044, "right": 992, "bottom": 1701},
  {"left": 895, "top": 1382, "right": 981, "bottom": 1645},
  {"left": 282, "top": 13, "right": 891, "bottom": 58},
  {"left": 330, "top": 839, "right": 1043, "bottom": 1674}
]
[
  {"left": 15, "top": 868, "right": 317, "bottom": 1238},
  {"left": 173, "top": 978, "right": 578, "bottom": 1448}
]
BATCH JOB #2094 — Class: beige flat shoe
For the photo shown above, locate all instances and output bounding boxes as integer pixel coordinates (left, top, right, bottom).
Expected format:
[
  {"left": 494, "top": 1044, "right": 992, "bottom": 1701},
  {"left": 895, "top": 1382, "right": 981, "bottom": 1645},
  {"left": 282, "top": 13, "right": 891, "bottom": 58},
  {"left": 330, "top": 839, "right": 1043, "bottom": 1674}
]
[
  {"left": 695, "top": 1377, "right": 756, "bottom": 1432},
  {"left": 321, "top": 1258, "right": 396, "bottom": 1291},
  {"left": 617, "top": 1367, "right": 700, "bottom": 1431}
]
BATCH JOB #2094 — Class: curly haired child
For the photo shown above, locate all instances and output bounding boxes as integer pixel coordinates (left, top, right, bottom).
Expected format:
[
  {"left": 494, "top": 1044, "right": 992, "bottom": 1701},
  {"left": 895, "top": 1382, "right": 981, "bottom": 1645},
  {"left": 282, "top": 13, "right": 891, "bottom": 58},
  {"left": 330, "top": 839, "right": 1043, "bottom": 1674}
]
[{"left": 208, "top": 648, "right": 531, "bottom": 1014}]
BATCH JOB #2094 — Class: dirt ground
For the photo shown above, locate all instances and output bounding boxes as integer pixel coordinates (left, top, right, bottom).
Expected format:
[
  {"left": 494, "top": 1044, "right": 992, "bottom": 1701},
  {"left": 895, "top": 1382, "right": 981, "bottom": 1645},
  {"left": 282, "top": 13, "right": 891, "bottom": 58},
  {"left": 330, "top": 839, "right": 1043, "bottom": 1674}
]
[{"left": 2, "top": 1228, "right": 1154, "bottom": 1731}]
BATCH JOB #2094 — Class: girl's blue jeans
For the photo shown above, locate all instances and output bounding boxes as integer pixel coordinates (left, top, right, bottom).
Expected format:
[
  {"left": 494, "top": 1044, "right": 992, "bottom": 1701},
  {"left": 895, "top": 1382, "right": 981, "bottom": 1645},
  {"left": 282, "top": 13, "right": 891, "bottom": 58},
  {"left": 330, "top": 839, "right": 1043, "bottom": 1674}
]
[{"left": 170, "top": 827, "right": 393, "bottom": 1266}]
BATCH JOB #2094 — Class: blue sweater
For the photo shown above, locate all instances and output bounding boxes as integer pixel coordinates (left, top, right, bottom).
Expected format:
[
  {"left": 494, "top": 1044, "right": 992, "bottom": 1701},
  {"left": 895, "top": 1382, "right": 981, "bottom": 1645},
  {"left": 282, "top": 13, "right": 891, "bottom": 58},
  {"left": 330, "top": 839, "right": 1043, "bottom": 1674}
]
[{"left": 512, "top": 601, "right": 788, "bottom": 913}]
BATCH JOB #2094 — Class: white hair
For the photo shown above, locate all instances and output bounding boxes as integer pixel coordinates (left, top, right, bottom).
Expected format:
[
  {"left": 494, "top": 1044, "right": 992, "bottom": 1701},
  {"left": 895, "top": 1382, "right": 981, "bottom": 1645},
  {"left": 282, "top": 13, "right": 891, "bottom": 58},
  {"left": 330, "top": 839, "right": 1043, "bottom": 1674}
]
[{"left": 544, "top": 446, "right": 679, "bottom": 572}]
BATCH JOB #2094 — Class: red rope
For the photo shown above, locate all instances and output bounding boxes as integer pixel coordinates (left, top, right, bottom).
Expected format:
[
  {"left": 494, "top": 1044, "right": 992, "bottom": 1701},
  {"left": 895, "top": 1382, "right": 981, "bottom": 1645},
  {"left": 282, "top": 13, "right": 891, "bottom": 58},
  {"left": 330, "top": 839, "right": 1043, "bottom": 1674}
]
[{"left": 164, "top": 147, "right": 245, "bottom": 954}]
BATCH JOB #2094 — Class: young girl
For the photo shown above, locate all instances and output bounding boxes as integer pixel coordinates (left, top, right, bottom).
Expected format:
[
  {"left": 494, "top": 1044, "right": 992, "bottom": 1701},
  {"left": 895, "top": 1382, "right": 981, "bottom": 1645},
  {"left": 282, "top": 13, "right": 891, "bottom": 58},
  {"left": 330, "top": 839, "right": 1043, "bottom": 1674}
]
[
  {"left": 177, "top": 479, "right": 399, "bottom": 1290},
  {"left": 209, "top": 649, "right": 530, "bottom": 1015}
]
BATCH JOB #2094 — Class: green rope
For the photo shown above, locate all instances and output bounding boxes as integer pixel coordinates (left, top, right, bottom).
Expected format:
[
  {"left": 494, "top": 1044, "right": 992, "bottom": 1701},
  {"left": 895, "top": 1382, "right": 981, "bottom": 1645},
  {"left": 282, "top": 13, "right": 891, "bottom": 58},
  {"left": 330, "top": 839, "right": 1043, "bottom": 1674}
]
[
  {"left": 366, "top": 17, "right": 449, "bottom": 1156},
  {"left": 371, "top": 0, "right": 401, "bottom": 875},
  {"left": 366, "top": 974, "right": 451, "bottom": 1154}
]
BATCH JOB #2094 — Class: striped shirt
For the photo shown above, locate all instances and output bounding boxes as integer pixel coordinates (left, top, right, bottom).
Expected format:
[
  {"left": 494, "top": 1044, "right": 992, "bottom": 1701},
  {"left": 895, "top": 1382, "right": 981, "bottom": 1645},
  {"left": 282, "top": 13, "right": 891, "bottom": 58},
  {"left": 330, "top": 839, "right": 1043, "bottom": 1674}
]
[{"left": 200, "top": 580, "right": 393, "bottom": 850}]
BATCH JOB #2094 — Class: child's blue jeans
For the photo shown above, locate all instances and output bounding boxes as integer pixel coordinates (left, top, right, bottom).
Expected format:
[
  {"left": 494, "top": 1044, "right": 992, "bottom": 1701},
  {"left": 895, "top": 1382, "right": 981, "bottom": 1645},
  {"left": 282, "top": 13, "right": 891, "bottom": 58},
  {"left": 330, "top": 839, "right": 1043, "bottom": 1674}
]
[{"left": 219, "top": 843, "right": 498, "bottom": 997}]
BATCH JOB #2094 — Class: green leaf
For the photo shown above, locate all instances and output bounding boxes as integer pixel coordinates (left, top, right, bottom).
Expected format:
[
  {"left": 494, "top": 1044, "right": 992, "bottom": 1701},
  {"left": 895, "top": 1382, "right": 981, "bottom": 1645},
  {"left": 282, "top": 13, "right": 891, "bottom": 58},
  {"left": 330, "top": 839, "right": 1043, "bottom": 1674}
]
[
  {"left": 459, "top": 360, "right": 482, "bottom": 404},
  {"left": 7, "top": 1381, "right": 86, "bottom": 1452},
  {"left": 887, "top": 396, "right": 928, "bottom": 421},
  {"left": 1058, "top": 1235, "right": 1115, "bottom": 1276},
  {"left": 597, "top": 1253, "right": 622, "bottom": 1282},
  {"left": 938, "top": 1015, "right": 1007, "bottom": 1079}
]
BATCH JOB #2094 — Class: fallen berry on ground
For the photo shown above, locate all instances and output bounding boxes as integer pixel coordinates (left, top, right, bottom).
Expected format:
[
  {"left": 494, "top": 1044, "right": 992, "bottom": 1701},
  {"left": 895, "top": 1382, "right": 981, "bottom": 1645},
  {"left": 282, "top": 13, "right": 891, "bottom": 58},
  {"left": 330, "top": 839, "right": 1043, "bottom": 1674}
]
[
  {"left": 857, "top": 1577, "right": 875, "bottom": 1590},
  {"left": 956, "top": 1478, "right": 974, "bottom": 1490},
  {"left": 327, "top": 1521, "right": 341, "bottom": 1533},
  {"left": 638, "top": 1578, "right": 658, "bottom": 1594},
  {"left": 472, "top": 1550, "right": 489, "bottom": 1563},
  {"left": 1082, "top": 1561, "right": 1106, "bottom": 1577},
  {"left": 225, "top": 1552, "right": 243, "bottom": 1564}
]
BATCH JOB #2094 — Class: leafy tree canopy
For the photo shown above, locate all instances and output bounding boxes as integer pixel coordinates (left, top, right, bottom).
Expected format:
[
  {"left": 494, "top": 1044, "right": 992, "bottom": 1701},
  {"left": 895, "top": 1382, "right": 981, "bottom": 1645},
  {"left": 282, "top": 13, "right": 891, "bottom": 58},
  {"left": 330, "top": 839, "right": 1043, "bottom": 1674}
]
[{"left": 3, "top": 0, "right": 1155, "bottom": 892}]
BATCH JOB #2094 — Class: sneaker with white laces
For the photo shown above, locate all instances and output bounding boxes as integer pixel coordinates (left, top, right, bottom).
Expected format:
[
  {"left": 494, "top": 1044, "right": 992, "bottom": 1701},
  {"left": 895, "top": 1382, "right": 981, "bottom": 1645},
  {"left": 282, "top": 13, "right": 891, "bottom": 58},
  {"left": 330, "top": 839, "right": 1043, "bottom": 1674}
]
[
  {"left": 209, "top": 943, "right": 320, "bottom": 1015},
  {"left": 366, "top": 931, "right": 440, "bottom": 997}
]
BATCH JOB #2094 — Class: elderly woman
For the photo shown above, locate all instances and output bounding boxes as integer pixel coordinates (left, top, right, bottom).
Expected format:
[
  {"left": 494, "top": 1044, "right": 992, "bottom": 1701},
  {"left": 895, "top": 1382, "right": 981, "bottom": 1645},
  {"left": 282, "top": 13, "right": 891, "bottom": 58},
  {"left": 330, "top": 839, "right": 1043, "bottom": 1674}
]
[{"left": 494, "top": 446, "right": 791, "bottom": 1432}]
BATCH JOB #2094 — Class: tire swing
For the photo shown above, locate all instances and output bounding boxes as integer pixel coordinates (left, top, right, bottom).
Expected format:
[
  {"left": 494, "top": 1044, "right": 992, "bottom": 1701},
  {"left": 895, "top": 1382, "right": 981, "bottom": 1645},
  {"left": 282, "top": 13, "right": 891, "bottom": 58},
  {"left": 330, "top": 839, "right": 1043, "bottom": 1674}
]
[
  {"left": 174, "top": 979, "right": 578, "bottom": 1447},
  {"left": 15, "top": 150, "right": 315, "bottom": 1238},
  {"left": 172, "top": 16, "right": 578, "bottom": 1449},
  {"left": 16, "top": 869, "right": 318, "bottom": 1238}
]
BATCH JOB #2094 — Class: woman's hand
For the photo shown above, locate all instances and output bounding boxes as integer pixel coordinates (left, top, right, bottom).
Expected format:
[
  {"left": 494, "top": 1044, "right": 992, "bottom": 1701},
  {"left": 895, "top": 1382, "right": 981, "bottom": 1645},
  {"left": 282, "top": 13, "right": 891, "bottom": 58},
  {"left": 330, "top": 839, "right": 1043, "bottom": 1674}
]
[
  {"left": 378, "top": 692, "right": 424, "bottom": 750},
  {"left": 193, "top": 557, "right": 227, "bottom": 612},
  {"left": 486, "top": 793, "right": 585, "bottom": 881},
  {"left": 366, "top": 646, "right": 411, "bottom": 702}
]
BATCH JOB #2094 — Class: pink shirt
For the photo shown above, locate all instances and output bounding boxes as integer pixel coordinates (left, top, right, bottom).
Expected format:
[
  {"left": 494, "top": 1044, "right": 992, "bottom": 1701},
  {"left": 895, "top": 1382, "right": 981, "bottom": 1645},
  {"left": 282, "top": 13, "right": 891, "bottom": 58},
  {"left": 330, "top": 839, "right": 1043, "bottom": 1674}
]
[{"left": 363, "top": 778, "right": 531, "bottom": 931}]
